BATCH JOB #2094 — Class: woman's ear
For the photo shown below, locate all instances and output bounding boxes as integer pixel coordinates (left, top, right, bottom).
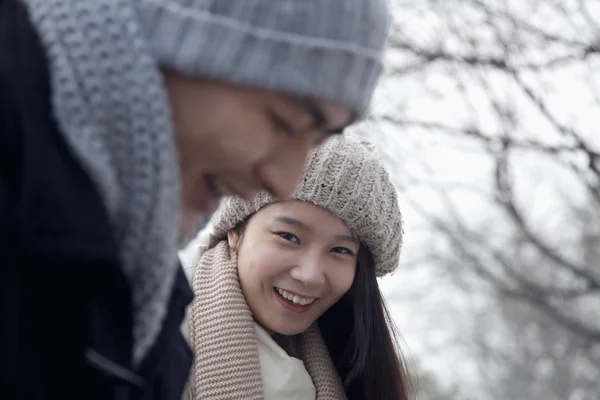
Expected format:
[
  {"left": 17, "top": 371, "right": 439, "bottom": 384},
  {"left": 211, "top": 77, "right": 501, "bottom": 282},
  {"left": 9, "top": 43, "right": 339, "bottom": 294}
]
[{"left": 227, "top": 231, "right": 240, "bottom": 251}]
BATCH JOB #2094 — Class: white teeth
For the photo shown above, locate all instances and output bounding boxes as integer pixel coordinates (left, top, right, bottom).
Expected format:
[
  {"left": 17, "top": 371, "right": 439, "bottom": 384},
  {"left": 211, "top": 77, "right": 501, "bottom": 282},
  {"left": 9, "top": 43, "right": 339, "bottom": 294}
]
[{"left": 275, "top": 288, "right": 316, "bottom": 306}]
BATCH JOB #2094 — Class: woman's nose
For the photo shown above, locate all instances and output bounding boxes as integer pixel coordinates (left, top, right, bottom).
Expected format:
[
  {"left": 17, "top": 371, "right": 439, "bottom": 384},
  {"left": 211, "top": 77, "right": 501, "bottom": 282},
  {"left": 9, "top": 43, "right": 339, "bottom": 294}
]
[{"left": 289, "top": 255, "right": 326, "bottom": 289}]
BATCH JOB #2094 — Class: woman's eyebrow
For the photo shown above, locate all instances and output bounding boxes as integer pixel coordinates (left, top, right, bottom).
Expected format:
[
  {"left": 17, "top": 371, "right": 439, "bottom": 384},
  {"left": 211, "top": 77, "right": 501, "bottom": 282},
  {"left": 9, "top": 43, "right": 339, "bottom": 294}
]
[
  {"left": 335, "top": 234, "right": 359, "bottom": 245},
  {"left": 275, "top": 215, "right": 309, "bottom": 230},
  {"left": 276, "top": 215, "right": 358, "bottom": 244}
]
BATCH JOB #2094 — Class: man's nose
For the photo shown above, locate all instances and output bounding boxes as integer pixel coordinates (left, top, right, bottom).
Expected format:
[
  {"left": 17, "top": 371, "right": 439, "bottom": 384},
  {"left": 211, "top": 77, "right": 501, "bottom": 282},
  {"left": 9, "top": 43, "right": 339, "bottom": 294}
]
[{"left": 255, "top": 137, "right": 313, "bottom": 200}]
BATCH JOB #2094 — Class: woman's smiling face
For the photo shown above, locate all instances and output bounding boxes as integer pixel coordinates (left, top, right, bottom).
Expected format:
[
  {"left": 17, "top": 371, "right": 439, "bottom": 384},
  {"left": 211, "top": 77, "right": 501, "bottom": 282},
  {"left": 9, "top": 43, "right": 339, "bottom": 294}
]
[{"left": 228, "top": 200, "right": 358, "bottom": 335}]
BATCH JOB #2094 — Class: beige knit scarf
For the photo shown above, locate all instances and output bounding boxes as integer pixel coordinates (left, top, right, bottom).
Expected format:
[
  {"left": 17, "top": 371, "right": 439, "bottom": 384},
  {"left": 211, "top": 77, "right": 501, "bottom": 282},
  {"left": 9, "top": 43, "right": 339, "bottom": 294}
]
[{"left": 189, "top": 241, "right": 347, "bottom": 399}]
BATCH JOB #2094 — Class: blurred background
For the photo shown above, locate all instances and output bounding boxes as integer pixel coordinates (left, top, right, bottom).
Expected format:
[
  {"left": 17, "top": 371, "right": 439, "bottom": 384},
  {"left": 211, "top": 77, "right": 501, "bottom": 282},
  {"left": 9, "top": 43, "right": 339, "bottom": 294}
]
[{"left": 183, "top": 1, "right": 600, "bottom": 398}]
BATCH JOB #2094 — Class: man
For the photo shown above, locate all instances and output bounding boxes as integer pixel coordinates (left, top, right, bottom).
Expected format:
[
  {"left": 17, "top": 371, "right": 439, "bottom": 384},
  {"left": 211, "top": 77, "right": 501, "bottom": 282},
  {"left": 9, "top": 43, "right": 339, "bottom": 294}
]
[{"left": 0, "top": 0, "right": 389, "bottom": 398}]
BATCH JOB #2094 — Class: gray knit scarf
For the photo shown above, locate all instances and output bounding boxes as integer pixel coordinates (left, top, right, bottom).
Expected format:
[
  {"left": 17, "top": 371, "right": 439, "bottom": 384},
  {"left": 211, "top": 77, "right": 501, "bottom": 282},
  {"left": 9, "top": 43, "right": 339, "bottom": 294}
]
[
  {"left": 24, "top": 0, "right": 182, "bottom": 365},
  {"left": 189, "top": 241, "right": 347, "bottom": 399}
]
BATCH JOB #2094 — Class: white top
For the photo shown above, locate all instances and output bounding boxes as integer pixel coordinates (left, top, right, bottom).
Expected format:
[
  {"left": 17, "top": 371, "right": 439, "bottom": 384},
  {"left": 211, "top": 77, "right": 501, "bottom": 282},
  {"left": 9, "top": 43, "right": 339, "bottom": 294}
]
[{"left": 254, "top": 323, "right": 316, "bottom": 400}]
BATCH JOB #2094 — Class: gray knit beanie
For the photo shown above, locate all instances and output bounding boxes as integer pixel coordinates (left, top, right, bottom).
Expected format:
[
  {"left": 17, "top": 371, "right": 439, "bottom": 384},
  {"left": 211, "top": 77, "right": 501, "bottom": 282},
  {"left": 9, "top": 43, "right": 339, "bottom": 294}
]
[
  {"left": 134, "top": 0, "right": 390, "bottom": 115},
  {"left": 211, "top": 134, "right": 403, "bottom": 277}
]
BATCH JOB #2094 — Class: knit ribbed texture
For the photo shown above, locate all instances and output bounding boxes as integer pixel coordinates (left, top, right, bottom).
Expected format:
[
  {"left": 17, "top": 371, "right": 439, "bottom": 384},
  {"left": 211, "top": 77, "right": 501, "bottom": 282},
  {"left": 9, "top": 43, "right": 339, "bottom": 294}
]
[
  {"left": 189, "top": 241, "right": 346, "bottom": 399},
  {"left": 300, "top": 325, "right": 347, "bottom": 398},
  {"left": 134, "top": 0, "right": 390, "bottom": 115},
  {"left": 24, "top": 0, "right": 181, "bottom": 365},
  {"left": 211, "top": 134, "right": 403, "bottom": 277}
]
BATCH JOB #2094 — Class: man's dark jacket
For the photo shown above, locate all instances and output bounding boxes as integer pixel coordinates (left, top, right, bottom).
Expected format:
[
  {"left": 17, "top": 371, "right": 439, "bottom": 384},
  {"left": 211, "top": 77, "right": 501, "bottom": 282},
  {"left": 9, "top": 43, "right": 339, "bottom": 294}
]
[{"left": 0, "top": 0, "right": 193, "bottom": 398}]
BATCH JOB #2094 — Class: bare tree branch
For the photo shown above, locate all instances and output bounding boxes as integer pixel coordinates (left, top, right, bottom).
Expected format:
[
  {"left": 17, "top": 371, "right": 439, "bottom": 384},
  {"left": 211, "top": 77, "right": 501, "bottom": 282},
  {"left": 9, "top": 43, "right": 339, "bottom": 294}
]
[{"left": 383, "top": 1, "right": 600, "bottom": 396}]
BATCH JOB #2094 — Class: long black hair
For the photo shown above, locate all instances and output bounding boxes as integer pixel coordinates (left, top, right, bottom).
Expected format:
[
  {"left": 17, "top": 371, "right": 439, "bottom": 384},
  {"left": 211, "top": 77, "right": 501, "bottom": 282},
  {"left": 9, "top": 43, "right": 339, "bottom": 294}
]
[
  {"left": 209, "top": 223, "right": 412, "bottom": 400},
  {"left": 318, "top": 245, "right": 412, "bottom": 400}
]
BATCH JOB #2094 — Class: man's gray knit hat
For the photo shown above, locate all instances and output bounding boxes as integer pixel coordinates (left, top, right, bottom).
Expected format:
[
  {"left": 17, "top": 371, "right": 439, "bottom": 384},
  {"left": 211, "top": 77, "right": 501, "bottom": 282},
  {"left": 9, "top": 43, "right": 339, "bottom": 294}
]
[
  {"left": 135, "top": 0, "right": 390, "bottom": 115},
  {"left": 211, "top": 134, "right": 403, "bottom": 277}
]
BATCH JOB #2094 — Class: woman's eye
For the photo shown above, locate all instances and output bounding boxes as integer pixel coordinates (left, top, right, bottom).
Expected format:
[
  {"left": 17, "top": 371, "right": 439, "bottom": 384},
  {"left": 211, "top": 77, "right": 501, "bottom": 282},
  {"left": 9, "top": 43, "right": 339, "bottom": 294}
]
[
  {"left": 332, "top": 247, "right": 354, "bottom": 256},
  {"left": 277, "top": 232, "right": 299, "bottom": 243}
]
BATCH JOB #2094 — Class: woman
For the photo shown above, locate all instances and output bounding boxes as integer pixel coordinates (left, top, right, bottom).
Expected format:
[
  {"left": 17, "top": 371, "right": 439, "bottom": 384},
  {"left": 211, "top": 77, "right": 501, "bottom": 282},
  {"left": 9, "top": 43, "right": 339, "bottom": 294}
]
[{"left": 184, "top": 134, "right": 412, "bottom": 400}]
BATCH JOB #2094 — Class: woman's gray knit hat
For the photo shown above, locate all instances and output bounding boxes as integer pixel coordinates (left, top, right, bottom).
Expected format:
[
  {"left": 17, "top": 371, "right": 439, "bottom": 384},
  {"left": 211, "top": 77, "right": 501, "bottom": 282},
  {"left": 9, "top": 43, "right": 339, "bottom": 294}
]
[
  {"left": 135, "top": 0, "right": 390, "bottom": 115},
  {"left": 211, "top": 134, "right": 403, "bottom": 277}
]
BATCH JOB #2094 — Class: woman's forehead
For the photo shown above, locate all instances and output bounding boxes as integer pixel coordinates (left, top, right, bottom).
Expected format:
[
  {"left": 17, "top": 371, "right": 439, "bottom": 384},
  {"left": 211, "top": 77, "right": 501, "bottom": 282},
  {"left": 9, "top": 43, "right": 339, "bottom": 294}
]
[{"left": 253, "top": 200, "right": 357, "bottom": 241}]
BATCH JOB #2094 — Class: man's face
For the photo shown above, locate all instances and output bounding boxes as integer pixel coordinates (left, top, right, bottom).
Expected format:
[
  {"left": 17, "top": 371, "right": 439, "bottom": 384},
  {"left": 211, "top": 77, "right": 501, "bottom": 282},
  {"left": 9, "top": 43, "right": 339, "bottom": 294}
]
[{"left": 163, "top": 70, "right": 353, "bottom": 218}]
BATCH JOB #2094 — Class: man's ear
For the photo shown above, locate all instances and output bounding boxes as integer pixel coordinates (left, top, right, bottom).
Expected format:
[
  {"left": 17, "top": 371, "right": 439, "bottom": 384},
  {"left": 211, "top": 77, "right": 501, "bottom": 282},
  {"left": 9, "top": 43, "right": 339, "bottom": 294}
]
[{"left": 227, "top": 231, "right": 240, "bottom": 251}]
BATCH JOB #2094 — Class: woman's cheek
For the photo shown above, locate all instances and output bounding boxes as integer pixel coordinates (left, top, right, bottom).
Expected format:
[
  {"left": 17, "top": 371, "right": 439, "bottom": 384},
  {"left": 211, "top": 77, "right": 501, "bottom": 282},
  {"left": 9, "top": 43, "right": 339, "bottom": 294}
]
[{"left": 331, "top": 265, "right": 356, "bottom": 295}]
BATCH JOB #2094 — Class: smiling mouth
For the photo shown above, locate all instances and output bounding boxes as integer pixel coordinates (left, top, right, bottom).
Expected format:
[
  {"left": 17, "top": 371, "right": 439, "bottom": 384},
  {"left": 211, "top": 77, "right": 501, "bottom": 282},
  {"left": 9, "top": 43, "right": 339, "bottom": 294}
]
[{"left": 274, "top": 287, "right": 316, "bottom": 306}]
